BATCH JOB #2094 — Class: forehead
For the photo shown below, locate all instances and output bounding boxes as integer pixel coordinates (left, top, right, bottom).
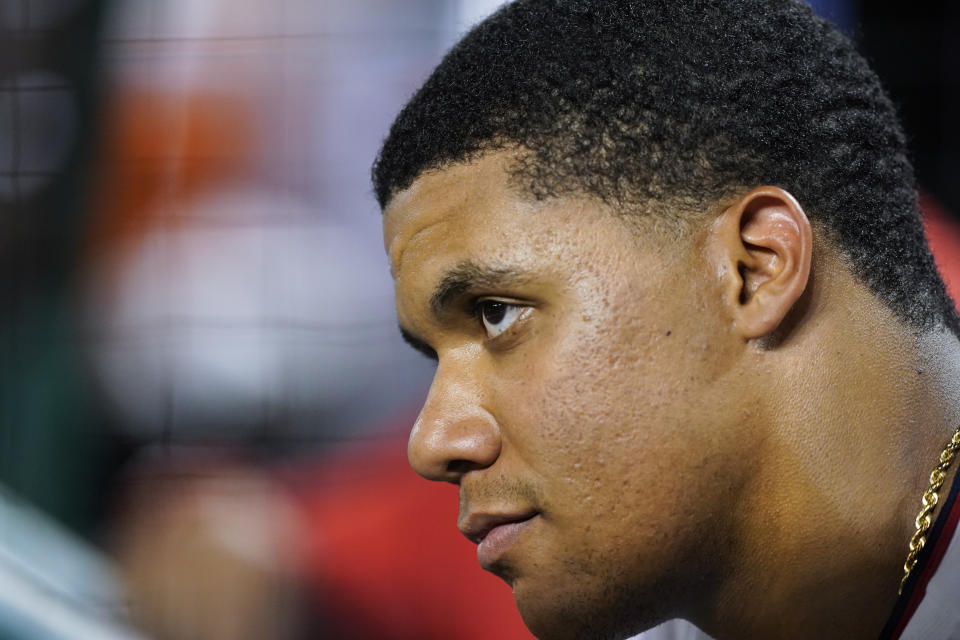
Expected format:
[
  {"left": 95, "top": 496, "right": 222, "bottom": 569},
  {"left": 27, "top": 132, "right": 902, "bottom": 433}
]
[
  {"left": 385, "top": 155, "right": 526, "bottom": 267},
  {"left": 382, "top": 154, "right": 634, "bottom": 281}
]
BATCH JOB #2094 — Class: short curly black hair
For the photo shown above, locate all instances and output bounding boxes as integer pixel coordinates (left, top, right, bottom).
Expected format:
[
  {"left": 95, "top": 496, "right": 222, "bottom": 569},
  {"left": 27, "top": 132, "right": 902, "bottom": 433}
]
[{"left": 372, "top": 0, "right": 958, "bottom": 335}]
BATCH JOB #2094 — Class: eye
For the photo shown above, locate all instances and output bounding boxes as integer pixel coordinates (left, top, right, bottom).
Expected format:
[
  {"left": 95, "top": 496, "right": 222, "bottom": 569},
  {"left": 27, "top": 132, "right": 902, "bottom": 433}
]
[{"left": 476, "top": 300, "right": 524, "bottom": 339}]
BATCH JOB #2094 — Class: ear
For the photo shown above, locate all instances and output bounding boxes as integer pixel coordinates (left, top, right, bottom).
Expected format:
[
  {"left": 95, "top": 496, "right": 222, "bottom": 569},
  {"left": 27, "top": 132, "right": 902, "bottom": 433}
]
[{"left": 709, "top": 186, "right": 813, "bottom": 339}]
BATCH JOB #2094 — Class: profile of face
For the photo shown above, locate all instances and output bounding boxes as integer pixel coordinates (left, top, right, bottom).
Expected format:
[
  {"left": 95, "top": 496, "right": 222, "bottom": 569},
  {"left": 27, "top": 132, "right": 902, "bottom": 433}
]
[{"left": 383, "top": 152, "right": 809, "bottom": 640}]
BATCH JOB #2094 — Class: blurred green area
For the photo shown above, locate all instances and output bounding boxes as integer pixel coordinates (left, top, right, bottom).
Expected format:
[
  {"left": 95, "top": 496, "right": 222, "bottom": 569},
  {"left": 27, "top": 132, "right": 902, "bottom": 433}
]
[{"left": 0, "top": 0, "right": 120, "bottom": 539}]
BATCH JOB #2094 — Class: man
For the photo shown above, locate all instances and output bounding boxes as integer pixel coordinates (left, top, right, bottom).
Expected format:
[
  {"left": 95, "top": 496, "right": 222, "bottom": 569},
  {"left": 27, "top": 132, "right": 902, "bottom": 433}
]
[{"left": 371, "top": 1, "right": 960, "bottom": 638}]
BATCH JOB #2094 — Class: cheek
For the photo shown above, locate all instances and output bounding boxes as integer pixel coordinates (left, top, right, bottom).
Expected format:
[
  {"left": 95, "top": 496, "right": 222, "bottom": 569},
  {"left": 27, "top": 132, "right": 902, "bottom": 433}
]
[
  {"left": 498, "top": 305, "right": 683, "bottom": 504},
  {"left": 496, "top": 278, "right": 739, "bottom": 524},
  {"left": 537, "top": 333, "right": 680, "bottom": 508}
]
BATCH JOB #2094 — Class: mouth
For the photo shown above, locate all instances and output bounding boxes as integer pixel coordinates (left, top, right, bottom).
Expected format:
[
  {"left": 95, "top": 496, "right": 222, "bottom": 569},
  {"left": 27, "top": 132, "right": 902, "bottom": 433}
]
[{"left": 459, "top": 511, "right": 539, "bottom": 568}]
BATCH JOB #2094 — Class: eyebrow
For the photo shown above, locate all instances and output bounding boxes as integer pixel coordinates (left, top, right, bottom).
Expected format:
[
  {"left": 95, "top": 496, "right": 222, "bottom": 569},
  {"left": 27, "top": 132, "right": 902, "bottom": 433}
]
[{"left": 429, "top": 260, "right": 528, "bottom": 317}]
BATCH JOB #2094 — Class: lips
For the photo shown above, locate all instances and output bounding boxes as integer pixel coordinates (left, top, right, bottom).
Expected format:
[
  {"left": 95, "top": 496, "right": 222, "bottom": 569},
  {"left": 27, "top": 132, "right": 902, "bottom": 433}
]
[{"left": 459, "top": 511, "right": 538, "bottom": 568}]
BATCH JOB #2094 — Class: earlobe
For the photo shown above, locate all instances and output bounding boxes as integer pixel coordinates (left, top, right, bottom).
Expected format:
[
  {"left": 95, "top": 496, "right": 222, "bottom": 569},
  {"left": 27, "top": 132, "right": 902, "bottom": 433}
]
[{"left": 711, "top": 186, "right": 813, "bottom": 340}]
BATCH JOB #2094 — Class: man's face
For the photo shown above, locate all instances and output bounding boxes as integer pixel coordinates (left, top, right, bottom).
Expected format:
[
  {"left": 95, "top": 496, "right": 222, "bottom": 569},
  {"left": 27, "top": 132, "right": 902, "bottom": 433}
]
[{"left": 383, "top": 153, "right": 752, "bottom": 640}]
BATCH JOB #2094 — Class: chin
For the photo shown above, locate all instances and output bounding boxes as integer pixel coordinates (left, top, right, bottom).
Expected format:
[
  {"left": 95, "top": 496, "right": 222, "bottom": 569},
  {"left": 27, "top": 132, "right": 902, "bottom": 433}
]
[{"left": 514, "top": 582, "right": 659, "bottom": 640}]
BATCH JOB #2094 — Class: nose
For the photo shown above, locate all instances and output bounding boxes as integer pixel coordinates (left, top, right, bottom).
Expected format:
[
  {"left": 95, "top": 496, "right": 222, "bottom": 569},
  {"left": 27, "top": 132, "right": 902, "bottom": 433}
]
[{"left": 407, "top": 363, "right": 501, "bottom": 484}]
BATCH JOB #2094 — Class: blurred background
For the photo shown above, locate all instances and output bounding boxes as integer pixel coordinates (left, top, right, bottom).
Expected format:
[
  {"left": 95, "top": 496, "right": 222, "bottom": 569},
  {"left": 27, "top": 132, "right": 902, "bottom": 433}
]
[{"left": 0, "top": 1, "right": 956, "bottom": 638}]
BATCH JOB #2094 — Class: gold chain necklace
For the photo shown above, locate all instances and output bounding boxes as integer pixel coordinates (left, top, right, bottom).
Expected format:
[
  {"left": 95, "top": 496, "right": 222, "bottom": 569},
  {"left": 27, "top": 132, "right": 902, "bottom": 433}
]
[{"left": 899, "top": 426, "right": 960, "bottom": 595}]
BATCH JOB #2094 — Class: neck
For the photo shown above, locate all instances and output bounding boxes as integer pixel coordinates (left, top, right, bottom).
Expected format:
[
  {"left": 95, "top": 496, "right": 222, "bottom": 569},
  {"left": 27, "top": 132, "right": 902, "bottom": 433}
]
[{"left": 696, "top": 308, "right": 960, "bottom": 639}]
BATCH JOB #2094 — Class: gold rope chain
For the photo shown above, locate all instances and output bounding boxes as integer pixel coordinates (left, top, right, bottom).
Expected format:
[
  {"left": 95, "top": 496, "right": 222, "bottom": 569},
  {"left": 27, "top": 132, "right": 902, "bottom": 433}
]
[{"left": 899, "top": 426, "right": 960, "bottom": 595}]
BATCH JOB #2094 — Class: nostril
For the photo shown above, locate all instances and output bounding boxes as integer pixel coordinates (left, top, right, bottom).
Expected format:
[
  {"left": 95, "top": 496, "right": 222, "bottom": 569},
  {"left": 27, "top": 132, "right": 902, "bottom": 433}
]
[{"left": 447, "top": 458, "right": 479, "bottom": 476}]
